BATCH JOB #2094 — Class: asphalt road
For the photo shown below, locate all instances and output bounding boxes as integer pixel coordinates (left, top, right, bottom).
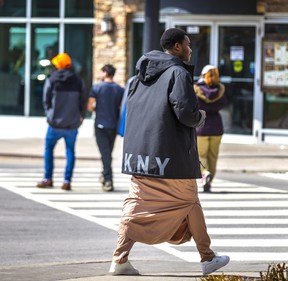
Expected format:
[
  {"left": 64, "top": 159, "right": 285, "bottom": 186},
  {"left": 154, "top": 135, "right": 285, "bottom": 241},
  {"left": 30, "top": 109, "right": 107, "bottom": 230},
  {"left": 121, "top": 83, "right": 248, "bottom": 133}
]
[{"left": 0, "top": 158, "right": 287, "bottom": 281}]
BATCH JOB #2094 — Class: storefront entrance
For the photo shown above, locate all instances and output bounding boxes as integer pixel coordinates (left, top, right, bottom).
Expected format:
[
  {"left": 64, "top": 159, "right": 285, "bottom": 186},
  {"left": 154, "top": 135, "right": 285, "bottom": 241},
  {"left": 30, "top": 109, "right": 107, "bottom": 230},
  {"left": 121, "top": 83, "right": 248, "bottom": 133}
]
[{"left": 174, "top": 17, "right": 261, "bottom": 135}]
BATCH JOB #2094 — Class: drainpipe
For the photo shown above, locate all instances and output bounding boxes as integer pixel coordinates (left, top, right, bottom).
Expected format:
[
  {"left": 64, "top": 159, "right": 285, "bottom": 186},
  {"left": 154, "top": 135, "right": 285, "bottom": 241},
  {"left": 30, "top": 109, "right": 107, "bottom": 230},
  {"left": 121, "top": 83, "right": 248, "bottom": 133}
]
[{"left": 142, "top": 0, "right": 160, "bottom": 54}]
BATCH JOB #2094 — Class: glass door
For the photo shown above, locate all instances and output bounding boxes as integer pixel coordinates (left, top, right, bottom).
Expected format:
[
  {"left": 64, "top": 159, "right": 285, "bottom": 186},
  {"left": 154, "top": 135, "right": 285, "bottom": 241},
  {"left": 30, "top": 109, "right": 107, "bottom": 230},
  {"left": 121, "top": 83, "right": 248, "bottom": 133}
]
[
  {"left": 218, "top": 26, "right": 256, "bottom": 134},
  {"left": 175, "top": 24, "right": 211, "bottom": 77},
  {"left": 174, "top": 21, "right": 257, "bottom": 135}
]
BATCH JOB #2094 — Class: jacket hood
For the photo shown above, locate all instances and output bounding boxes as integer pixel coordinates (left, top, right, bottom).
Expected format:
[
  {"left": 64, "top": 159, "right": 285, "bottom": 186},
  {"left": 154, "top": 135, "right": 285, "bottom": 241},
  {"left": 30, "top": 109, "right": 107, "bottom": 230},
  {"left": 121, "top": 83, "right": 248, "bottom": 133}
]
[
  {"left": 136, "top": 50, "right": 188, "bottom": 83},
  {"left": 50, "top": 69, "right": 75, "bottom": 83}
]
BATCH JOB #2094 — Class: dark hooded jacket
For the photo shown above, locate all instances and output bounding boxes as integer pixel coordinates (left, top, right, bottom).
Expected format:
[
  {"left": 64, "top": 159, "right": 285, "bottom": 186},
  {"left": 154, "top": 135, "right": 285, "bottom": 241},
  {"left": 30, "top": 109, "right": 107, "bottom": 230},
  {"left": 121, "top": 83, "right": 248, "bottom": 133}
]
[
  {"left": 122, "top": 50, "right": 203, "bottom": 179},
  {"left": 43, "top": 69, "right": 87, "bottom": 129}
]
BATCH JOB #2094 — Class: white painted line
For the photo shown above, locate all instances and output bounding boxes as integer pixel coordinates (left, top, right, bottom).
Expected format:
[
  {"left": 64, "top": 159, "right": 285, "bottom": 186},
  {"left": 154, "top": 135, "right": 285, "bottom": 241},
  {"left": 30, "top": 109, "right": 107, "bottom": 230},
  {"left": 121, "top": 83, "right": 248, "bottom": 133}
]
[
  {"left": 205, "top": 218, "right": 287, "bottom": 224},
  {"left": 199, "top": 193, "right": 288, "bottom": 199},
  {"left": 201, "top": 201, "right": 288, "bottom": 207},
  {"left": 50, "top": 201, "right": 123, "bottom": 208},
  {"left": 178, "top": 239, "right": 288, "bottom": 247},
  {"left": 32, "top": 194, "right": 127, "bottom": 201},
  {"left": 204, "top": 209, "right": 288, "bottom": 216},
  {"left": 154, "top": 245, "right": 288, "bottom": 262},
  {"left": 207, "top": 228, "right": 288, "bottom": 235},
  {"left": 76, "top": 209, "right": 122, "bottom": 216}
]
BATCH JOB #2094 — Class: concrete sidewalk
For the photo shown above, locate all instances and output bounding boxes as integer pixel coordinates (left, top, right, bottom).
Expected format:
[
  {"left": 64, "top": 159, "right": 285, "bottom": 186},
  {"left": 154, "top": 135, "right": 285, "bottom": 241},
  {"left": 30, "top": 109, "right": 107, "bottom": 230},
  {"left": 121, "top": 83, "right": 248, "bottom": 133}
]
[{"left": 0, "top": 136, "right": 287, "bottom": 173}]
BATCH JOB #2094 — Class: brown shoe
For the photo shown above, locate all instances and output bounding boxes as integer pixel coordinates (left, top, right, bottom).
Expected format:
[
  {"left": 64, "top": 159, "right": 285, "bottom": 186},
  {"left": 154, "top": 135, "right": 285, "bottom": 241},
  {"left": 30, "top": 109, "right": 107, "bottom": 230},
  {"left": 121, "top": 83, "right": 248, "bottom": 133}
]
[
  {"left": 36, "top": 179, "right": 53, "bottom": 188},
  {"left": 61, "top": 182, "right": 71, "bottom": 191}
]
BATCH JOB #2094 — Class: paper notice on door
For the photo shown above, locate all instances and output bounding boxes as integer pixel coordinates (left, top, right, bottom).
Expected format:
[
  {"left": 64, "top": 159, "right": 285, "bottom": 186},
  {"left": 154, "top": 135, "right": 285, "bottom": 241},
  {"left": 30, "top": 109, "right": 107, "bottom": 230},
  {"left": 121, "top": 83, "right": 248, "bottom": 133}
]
[{"left": 230, "top": 46, "right": 244, "bottom": 61}]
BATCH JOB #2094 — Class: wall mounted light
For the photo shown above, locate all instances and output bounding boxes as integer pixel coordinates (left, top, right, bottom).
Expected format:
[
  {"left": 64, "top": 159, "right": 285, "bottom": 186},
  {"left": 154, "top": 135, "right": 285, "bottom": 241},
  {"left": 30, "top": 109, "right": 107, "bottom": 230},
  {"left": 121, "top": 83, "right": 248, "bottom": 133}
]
[{"left": 101, "top": 16, "right": 115, "bottom": 34}]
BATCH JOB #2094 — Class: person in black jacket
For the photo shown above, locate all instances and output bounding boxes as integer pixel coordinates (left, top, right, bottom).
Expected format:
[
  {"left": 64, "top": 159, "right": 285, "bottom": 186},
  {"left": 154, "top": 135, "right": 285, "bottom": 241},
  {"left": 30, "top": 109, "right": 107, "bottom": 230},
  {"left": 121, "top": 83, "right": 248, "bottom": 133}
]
[
  {"left": 36, "top": 53, "right": 87, "bottom": 191},
  {"left": 109, "top": 28, "right": 229, "bottom": 276}
]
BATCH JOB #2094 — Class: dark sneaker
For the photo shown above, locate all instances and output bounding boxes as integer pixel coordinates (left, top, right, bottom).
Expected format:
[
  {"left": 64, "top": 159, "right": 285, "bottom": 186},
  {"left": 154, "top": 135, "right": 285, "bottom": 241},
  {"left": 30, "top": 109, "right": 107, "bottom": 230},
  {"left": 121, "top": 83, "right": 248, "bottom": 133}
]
[
  {"left": 99, "top": 174, "right": 105, "bottom": 185},
  {"left": 36, "top": 179, "right": 53, "bottom": 188},
  {"left": 109, "top": 261, "right": 139, "bottom": 275},
  {"left": 102, "top": 180, "right": 114, "bottom": 192},
  {"left": 61, "top": 182, "right": 71, "bottom": 191},
  {"left": 201, "top": 255, "right": 230, "bottom": 275},
  {"left": 202, "top": 171, "right": 212, "bottom": 192}
]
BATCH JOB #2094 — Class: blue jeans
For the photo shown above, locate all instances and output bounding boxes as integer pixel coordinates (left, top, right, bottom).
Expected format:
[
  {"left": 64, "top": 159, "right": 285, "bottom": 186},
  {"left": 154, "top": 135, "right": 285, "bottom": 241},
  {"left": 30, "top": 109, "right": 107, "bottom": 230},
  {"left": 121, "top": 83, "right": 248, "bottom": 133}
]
[
  {"left": 44, "top": 126, "right": 78, "bottom": 182},
  {"left": 95, "top": 126, "right": 117, "bottom": 182}
]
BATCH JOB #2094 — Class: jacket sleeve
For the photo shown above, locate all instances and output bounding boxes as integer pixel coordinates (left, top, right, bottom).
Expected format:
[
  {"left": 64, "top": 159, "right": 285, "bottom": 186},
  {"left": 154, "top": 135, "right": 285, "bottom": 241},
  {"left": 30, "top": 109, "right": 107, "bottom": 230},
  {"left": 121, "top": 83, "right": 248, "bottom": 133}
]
[
  {"left": 42, "top": 78, "right": 52, "bottom": 112},
  {"left": 169, "top": 70, "right": 203, "bottom": 128},
  {"left": 79, "top": 78, "right": 87, "bottom": 118}
]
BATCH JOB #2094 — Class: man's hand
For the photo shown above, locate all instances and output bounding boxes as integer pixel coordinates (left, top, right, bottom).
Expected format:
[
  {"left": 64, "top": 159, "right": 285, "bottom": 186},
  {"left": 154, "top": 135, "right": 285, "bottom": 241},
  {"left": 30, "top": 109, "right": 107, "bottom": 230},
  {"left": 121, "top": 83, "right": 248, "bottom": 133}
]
[
  {"left": 197, "top": 109, "right": 206, "bottom": 128},
  {"left": 87, "top": 97, "right": 96, "bottom": 112}
]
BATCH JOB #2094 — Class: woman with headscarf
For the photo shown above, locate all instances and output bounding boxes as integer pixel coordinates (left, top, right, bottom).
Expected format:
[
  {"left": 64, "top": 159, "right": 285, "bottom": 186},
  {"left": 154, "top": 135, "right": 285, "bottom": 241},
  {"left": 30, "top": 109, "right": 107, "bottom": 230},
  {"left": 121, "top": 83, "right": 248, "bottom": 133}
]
[{"left": 194, "top": 65, "right": 226, "bottom": 192}]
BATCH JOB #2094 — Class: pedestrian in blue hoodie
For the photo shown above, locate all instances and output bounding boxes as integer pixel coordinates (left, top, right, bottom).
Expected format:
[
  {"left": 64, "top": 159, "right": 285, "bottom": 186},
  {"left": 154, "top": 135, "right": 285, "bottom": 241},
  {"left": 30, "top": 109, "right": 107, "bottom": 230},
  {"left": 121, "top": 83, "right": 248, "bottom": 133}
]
[{"left": 36, "top": 53, "right": 87, "bottom": 191}]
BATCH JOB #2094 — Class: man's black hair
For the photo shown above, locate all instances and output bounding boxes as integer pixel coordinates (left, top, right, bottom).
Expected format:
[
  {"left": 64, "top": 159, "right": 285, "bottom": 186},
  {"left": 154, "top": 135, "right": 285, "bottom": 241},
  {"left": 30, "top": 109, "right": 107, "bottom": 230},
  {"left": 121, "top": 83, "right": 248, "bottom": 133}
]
[
  {"left": 101, "top": 64, "right": 116, "bottom": 77},
  {"left": 160, "top": 28, "right": 188, "bottom": 50}
]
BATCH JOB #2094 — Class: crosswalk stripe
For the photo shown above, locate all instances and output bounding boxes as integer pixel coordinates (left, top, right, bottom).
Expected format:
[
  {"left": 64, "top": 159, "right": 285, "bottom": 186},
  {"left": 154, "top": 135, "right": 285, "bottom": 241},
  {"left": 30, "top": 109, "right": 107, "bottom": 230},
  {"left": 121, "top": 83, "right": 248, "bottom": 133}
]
[
  {"left": 154, "top": 244, "right": 288, "bottom": 262},
  {"left": 201, "top": 201, "right": 288, "bottom": 207},
  {"left": 0, "top": 168, "right": 288, "bottom": 263},
  {"left": 205, "top": 218, "right": 287, "bottom": 224},
  {"left": 179, "top": 239, "right": 288, "bottom": 247},
  {"left": 204, "top": 210, "right": 288, "bottom": 216}
]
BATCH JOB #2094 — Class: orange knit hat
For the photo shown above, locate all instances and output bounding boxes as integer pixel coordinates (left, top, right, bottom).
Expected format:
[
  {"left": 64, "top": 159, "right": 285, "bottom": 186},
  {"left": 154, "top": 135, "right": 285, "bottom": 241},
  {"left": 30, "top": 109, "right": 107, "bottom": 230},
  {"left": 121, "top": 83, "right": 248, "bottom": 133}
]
[{"left": 51, "top": 53, "right": 72, "bottom": 69}]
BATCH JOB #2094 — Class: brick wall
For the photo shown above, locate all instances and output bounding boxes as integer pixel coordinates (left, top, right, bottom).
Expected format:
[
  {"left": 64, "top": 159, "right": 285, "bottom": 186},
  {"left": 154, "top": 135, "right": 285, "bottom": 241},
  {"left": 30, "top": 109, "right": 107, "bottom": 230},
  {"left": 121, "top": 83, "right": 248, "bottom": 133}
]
[
  {"left": 93, "top": 0, "right": 144, "bottom": 86},
  {"left": 257, "top": 0, "right": 288, "bottom": 13}
]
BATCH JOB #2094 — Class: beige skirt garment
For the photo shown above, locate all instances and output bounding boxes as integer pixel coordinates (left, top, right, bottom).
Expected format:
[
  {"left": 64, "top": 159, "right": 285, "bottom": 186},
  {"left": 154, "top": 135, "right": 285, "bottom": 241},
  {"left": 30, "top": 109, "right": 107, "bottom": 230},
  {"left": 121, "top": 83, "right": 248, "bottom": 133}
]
[{"left": 118, "top": 175, "right": 202, "bottom": 245}]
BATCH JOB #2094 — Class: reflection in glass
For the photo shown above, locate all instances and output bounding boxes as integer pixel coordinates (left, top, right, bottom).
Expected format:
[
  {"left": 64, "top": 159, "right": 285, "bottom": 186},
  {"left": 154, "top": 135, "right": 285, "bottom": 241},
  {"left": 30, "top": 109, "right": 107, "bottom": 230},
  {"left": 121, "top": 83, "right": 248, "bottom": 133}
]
[
  {"left": 176, "top": 25, "right": 210, "bottom": 77},
  {"left": 65, "top": 0, "right": 94, "bottom": 17},
  {"left": 218, "top": 26, "right": 255, "bottom": 134},
  {"left": 65, "top": 25, "right": 93, "bottom": 94},
  {"left": 65, "top": 24, "right": 93, "bottom": 119},
  {"left": 264, "top": 24, "right": 288, "bottom": 130},
  {"left": 30, "top": 26, "right": 59, "bottom": 116},
  {"left": 264, "top": 94, "right": 288, "bottom": 129},
  {"left": 0, "top": 24, "right": 26, "bottom": 115},
  {"left": 132, "top": 22, "right": 166, "bottom": 76},
  {"left": 0, "top": 0, "right": 26, "bottom": 17},
  {"left": 32, "top": 0, "right": 59, "bottom": 17}
]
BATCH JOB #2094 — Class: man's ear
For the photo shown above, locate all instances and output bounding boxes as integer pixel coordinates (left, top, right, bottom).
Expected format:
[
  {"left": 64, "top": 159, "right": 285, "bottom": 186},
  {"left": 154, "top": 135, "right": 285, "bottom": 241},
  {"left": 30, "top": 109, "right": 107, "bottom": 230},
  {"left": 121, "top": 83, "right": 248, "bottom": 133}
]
[{"left": 174, "top": 42, "right": 181, "bottom": 51}]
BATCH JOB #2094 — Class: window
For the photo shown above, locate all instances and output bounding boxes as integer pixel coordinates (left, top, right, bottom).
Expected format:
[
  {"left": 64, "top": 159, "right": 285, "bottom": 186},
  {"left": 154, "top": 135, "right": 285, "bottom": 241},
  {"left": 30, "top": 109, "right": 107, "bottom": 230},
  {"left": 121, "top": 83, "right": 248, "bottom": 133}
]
[
  {"left": 32, "top": 0, "right": 59, "bottom": 17},
  {"left": 65, "top": 25, "right": 93, "bottom": 90},
  {"left": 0, "top": 24, "right": 26, "bottom": 115},
  {"left": 30, "top": 26, "right": 59, "bottom": 116},
  {"left": 0, "top": 0, "right": 26, "bottom": 17},
  {"left": 132, "top": 22, "right": 165, "bottom": 75},
  {"left": 1, "top": 0, "right": 94, "bottom": 117},
  {"left": 65, "top": 0, "right": 94, "bottom": 18},
  {"left": 263, "top": 24, "right": 288, "bottom": 129}
]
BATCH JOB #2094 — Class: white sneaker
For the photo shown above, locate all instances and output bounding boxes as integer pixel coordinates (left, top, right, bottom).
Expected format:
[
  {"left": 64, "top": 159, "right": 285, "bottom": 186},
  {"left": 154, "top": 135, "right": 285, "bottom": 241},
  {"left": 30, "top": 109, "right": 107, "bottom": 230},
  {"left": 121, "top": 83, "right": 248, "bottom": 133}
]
[
  {"left": 109, "top": 261, "right": 139, "bottom": 275},
  {"left": 201, "top": 255, "right": 230, "bottom": 275}
]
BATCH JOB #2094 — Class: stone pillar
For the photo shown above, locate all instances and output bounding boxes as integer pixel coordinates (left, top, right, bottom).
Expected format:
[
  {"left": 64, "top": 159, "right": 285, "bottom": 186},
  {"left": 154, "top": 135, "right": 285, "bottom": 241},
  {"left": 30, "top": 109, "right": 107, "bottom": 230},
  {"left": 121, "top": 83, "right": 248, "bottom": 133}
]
[
  {"left": 142, "top": 0, "right": 160, "bottom": 54},
  {"left": 93, "top": 0, "right": 127, "bottom": 86}
]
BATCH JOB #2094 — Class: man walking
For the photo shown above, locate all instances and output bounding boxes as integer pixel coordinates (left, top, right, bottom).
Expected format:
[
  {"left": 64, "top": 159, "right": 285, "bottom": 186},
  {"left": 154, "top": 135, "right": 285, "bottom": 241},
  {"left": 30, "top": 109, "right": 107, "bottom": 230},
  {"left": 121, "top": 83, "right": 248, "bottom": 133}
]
[
  {"left": 87, "top": 64, "right": 124, "bottom": 192},
  {"left": 109, "top": 28, "right": 229, "bottom": 276},
  {"left": 36, "top": 53, "right": 87, "bottom": 191}
]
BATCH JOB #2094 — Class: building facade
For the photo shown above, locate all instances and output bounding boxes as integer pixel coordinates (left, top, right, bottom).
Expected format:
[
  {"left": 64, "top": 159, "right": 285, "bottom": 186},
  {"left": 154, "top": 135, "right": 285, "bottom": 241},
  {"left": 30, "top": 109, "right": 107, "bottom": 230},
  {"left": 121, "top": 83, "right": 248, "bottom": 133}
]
[{"left": 0, "top": 0, "right": 287, "bottom": 143}]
